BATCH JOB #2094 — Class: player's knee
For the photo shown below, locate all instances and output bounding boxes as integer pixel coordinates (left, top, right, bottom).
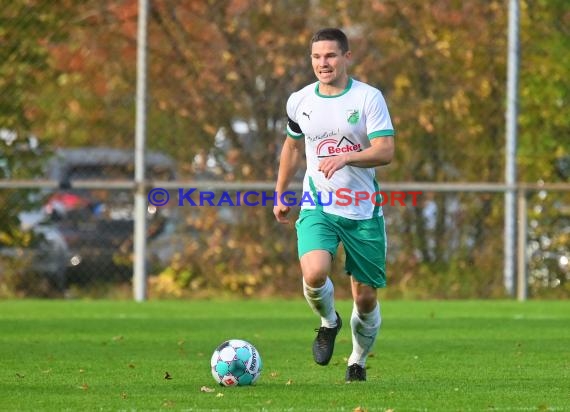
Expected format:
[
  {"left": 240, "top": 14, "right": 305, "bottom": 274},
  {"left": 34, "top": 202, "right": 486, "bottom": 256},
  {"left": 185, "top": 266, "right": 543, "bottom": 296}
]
[
  {"left": 353, "top": 289, "right": 377, "bottom": 313},
  {"left": 300, "top": 251, "right": 331, "bottom": 287},
  {"left": 302, "top": 270, "right": 328, "bottom": 288}
]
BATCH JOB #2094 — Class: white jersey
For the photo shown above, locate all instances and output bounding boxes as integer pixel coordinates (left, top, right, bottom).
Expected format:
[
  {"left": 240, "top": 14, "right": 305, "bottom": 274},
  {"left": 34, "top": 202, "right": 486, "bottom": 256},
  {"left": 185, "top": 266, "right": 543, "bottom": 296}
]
[{"left": 286, "top": 78, "right": 394, "bottom": 219}]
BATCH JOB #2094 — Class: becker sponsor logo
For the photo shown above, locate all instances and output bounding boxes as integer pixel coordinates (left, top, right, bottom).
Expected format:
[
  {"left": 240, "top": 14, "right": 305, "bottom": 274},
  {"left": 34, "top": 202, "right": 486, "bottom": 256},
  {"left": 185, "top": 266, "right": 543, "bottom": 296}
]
[{"left": 316, "top": 136, "right": 362, "bottom": 158}]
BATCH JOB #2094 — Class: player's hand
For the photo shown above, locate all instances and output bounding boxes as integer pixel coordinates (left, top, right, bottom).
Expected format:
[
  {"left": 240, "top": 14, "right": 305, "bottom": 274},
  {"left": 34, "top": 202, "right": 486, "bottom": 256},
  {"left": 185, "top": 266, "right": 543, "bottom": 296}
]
[
  {"left": 318, "top": 155, "right": 348, "bottom": 179},
  {"left": 273, "top": 204, "right": 291, "bottom": 224}
]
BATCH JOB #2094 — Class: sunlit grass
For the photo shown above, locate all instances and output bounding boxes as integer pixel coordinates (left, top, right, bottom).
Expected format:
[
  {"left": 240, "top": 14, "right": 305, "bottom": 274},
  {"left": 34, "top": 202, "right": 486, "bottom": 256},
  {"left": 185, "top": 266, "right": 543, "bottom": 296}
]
[{"left": 0, "top": 299, "right": 568, "bottom": 411}]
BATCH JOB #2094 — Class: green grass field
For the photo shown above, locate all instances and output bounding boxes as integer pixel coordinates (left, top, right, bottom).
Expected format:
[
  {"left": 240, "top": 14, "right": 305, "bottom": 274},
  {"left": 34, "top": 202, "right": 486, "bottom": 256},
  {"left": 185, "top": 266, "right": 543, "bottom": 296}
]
[{"left": 0, "top": 299, "right": 569, "bottom": 411}]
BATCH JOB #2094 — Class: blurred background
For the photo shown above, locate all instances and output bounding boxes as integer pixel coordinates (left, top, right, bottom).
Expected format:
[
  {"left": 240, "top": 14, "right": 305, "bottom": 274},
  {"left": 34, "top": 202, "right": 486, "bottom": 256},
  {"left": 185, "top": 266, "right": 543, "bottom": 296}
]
[{"left": 0, "top": 0, "right": 568, "bottom": 300}]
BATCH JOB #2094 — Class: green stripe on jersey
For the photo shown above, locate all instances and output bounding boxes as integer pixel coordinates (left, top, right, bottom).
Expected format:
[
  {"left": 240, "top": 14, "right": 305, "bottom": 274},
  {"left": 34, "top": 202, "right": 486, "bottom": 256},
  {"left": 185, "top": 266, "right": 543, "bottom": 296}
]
[{"left": 369, "top": 130, "right": 395, "bottom": 139}]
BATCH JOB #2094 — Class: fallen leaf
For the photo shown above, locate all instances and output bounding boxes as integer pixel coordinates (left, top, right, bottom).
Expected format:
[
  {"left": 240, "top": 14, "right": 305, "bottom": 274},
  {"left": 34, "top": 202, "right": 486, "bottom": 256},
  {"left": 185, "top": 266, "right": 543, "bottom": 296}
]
[
  {"left": 286, "top": 379, "right": 293, "bottom": 385},
  {"left": 15, "top": 373, "right": 25, "bottom": 379},
  {"left": 216, "top": 393, "right": 224, "bottom": 398},
  {"left": 164, "top": 372, "right": 172, "bottom": 380},
  {"left": 200, "top": 386, "right": 215, "bottom": 393}
]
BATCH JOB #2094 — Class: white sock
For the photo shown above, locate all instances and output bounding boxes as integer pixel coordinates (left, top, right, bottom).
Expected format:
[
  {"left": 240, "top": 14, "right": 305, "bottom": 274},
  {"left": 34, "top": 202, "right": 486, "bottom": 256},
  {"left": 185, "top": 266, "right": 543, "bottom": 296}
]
[
  {"left": 302, "top": 277, "right": 337, "bottom": 328},
  {"left": 348, "top": 301, "right": 381, "bottom": 367}
]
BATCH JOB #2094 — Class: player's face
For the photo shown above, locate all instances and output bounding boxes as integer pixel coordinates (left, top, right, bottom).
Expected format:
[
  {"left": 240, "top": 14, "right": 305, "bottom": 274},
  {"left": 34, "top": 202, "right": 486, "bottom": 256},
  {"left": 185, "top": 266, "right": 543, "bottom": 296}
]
[{"left": 310, "top": 40, "right": 351, "bottom": 91}]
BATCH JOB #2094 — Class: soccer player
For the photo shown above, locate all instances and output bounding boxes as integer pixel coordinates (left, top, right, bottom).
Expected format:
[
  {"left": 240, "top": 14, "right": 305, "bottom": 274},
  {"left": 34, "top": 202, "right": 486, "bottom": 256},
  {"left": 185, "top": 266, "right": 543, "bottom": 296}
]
[{"left": 273, "top": 28, "right": 395, "bottom": 382}]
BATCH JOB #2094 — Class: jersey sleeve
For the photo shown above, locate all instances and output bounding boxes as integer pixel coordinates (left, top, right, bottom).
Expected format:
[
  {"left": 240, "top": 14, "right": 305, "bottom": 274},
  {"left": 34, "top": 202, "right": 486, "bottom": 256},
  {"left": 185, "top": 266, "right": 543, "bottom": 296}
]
[
  {"left": 286, "top": 92, "right": 304, "bottom": 139},
  {"left": 366, "top": 90, "right": 395, "bottom": 139}
]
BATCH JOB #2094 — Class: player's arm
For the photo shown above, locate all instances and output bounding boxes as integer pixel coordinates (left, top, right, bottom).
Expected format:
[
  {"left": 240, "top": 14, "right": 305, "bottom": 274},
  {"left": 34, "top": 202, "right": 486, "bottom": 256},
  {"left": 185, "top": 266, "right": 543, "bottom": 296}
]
[
  {"left": 345, "top": 136, "right": 394, "bottom": 167},
  {"left": 274, "top": 136, "right": 304, "bottom": 224},
  {"left": 318, "top": 136, "right": 394, "bottom": 179}
]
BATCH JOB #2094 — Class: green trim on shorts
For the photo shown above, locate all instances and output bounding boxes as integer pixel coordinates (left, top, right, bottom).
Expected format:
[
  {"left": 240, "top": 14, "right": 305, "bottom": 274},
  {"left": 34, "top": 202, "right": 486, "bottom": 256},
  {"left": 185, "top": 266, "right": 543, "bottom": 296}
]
[{"left": 295, "top": 209, "right": 387, "bottom": 288}]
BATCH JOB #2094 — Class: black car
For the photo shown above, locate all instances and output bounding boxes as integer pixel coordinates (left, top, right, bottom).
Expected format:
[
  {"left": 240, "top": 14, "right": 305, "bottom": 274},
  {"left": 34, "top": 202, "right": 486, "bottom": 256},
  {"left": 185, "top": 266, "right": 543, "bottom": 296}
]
[{"left": 42, "top": 147, "right": 177, "bottom": 285}]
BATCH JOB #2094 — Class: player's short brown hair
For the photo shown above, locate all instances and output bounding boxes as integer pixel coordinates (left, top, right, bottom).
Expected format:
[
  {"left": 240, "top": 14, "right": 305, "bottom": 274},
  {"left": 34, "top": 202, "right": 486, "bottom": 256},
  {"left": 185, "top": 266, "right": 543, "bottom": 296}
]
[{"left": 311, "top": 28, "right": 350, "bottom": 54}]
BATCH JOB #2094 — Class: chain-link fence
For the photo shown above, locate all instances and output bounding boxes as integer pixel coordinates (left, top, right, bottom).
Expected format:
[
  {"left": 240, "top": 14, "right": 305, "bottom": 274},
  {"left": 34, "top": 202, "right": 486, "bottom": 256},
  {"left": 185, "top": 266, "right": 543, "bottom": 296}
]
[
  {"left": 0, "top": 179, "right": 568, "bottom": 298},
  {"left": 1, "top": 1, "right": 568, "bottom": 299}
]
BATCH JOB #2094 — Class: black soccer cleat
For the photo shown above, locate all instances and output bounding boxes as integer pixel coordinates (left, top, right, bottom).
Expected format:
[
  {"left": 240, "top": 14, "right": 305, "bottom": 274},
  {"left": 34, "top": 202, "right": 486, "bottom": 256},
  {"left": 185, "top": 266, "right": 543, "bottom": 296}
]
[
  {"left": 345, "top": 363, "right": 367, "bottom": 382},
  {"left": 312, "top": 311, "right": 342, "bottom": 365}
]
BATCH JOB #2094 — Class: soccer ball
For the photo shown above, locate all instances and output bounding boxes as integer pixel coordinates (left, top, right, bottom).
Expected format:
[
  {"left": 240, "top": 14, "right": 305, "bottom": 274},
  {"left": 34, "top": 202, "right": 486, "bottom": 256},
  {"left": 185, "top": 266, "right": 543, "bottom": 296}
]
[{"left": 210, "top": 339, "right": 262, "bottom": 386}]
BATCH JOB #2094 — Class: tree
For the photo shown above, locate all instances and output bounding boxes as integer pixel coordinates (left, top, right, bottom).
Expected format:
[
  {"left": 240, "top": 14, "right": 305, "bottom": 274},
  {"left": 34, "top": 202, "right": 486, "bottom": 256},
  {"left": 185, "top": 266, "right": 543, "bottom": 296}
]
[
  {"left": 518, "top": 0, "right": 570, "bottom": 182},
  {"left": 2, "top": 0, "right": 568, "bottom": 297},
  {"left": 145, "top": 0, "right": 316, "bottom": 179},
  {"left": 340, "top": 1, "right": 508, "bottom": 266},
  {"left": 0, "top": 0, "right": 76, "bottom": 136},
  {"left": 0, "top": 0, "right": 68, "bottom": 248}
]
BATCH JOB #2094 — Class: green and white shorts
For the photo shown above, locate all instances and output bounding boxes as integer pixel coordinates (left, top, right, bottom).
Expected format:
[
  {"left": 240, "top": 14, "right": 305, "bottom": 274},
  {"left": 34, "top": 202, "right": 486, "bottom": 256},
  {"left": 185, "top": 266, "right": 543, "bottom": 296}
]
[{"left": 295, "top": 209, "right": 387, "bottom": 288}]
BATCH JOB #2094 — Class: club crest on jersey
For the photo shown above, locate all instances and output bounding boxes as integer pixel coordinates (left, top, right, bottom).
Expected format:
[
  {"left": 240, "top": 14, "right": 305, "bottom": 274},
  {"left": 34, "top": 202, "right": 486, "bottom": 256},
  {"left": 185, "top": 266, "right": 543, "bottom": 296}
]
[
  {"left": 316, "top": 136, "right": 362, "bottom": 158},
  {"left": 346, "top": 109, "right": 360, "bottom": 124}
]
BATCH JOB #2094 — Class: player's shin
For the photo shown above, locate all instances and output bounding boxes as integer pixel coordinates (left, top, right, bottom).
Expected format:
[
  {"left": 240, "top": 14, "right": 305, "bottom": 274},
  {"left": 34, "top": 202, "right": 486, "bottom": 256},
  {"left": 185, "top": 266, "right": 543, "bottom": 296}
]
[
  {"left": 348, "top": 301, "right": 381, "bottom": 366},
  {"left": 302, "top": 277, "right": 338, "bottom": 328}
]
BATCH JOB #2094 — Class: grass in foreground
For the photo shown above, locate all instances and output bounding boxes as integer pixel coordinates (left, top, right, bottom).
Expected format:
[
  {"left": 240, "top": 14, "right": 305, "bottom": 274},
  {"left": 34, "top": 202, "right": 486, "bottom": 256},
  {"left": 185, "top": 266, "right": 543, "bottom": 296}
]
[{"left": 0, "top": 299, "right": 569, "bottom": 411}]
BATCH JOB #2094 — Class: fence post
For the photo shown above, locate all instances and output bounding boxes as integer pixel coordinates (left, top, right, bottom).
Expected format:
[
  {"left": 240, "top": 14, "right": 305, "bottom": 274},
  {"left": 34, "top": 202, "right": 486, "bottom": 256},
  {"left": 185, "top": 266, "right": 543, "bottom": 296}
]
[
  {"left": 504, "top": 0, "right": 520, "bottom": 296},
  {"left": 516, "top": 187, "right": 528, "bottom": 301},
  {"left": 133, "top": 0, "right": 149, "bottom": 302}
]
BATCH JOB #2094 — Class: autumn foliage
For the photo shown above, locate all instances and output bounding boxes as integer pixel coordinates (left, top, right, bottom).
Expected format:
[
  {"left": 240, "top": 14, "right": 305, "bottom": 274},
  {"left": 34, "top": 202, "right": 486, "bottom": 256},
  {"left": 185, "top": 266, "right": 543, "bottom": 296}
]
[{"left": 1, "top": 0, "right": 568, "bottom": 298}]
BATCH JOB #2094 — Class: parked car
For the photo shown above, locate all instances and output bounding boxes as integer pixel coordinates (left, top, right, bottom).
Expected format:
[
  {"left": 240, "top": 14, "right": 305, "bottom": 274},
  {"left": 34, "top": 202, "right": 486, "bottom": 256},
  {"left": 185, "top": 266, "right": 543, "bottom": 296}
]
[
  {"left": 0, "top": 210, "right": 69, "bottom": 292},
  {"left": 6, "top": 147, "right": 177, "bottom": 289},
  {"left": 48, "top": 147, "right": 177, "bottom": 284}
]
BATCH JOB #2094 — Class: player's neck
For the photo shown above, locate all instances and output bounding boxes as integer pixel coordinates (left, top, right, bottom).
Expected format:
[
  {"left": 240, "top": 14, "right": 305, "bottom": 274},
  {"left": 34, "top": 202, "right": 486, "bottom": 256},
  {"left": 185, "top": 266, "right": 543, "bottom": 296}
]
[{"left": 318, "top": 75, "right": 349, "bottom": 96}]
